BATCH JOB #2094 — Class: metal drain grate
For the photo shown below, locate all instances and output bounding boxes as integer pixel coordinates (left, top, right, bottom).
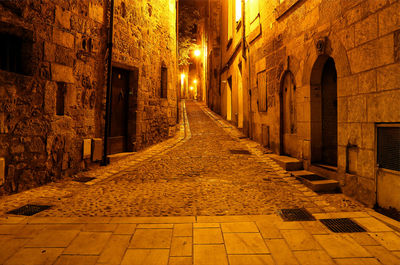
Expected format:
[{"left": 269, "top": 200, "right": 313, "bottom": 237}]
[
  {"left": 73, "top": 177, "right": 95, "bottom": 183},
  {"left": 229, "top": 149, "right": 251, "bottom": 155},
  {"left": 320, "top": 218, "right": 366, "bottom": 233},
  {"left": 7, "top": 204, "right": 51, "bottom": 216},
  {"left": 278, "top": 208, "right": 316, "bottom": 221}
]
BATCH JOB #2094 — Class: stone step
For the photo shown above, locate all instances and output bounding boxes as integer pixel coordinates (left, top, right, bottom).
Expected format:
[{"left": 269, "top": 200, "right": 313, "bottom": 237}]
[
  {"left": 267, "top": 154, "right": 303, "bottom": 171},
  {"left": 309, "top": 164, "right": 338, "bottom": 180},
  {"left": 291, "top": 170, "right": 340, "bottom": 192}
]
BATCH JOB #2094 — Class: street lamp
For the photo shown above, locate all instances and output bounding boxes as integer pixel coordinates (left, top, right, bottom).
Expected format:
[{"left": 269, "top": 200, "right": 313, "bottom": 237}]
[
  {"left": 190, "top": 86, "right": 194, "bottom": 91},
  {"left": 193, "top": 79, "right": 197, "bottom": 84},
  {"left": 194, "top": 49, "right": 201, "bottom": 57}
]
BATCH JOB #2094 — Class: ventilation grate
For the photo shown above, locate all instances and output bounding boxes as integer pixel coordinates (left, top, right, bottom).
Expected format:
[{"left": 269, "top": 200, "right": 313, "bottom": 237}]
[
  {"left": 73, "top": 177, "right": 95, "bottom": 183},
  {"left": 229, "top": 149, "right": 251, "bottom": 155},
  {"left": 320, "top": 218, "right": 366, "bottom": 233},
  {"left": 7, "top": 204, "right": 51, "bottom": 216},
  {"left": 278, "top": 208, "right": 316, "bottom": 221}
]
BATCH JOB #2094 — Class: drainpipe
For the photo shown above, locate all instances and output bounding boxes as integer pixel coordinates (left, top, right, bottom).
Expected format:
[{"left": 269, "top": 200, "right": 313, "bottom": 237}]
[
  {"left": 101, "top": 0, "right": 115, "bottom": 166},
  {"left": 176, "top": 0, "right": 180, "bottom": 124}
]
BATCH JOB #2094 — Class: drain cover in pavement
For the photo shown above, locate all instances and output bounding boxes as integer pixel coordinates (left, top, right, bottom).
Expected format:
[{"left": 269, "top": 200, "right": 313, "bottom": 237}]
[
  {"left": 229, "top": 149, "right": 251, "bottom": 155},
  {"left": 320, "top": 218, "right": 366, "bottom": 233},
  {"left": 7, "top": 204, "right": 51, "bottom": 216},
  {"left": 278, "top": 208, "right": 316, "bottom": 221},
  {"left": 73, "top": 177, "right": 95, "bottom": 183}
]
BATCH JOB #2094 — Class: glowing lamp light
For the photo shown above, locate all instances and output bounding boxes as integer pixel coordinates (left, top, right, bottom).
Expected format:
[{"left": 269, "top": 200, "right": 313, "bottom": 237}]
[
  {"left": 181, "top": 73, "right": 185, "bottom": 79},
  {"left": 190, "top": 86, "right": 194, "bottom": 91},
  {"left": 193, "top": 79, "right": 197, "bottom": 84},
  {"left": 194, "top": 49, "right": 201, "bottom": 57}
]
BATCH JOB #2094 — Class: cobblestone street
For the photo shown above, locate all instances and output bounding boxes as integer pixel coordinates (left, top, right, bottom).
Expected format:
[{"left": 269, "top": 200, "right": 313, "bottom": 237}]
[
  {"left": 0, "top": 101, "right": 364, "bottom": 217},
  {"left": 0, "top": 102, "right": 400, "bottom": 265}
]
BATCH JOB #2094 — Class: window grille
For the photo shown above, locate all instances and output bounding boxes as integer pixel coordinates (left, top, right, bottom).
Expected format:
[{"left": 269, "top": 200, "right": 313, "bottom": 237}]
[{"left": 377, "top": 126, "right": 400, "bottom": 171}]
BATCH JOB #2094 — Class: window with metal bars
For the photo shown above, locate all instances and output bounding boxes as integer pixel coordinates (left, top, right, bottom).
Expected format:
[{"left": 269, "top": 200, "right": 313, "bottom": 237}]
[{"left": 377, "top": 126, "right": 400, "bottom": 171}]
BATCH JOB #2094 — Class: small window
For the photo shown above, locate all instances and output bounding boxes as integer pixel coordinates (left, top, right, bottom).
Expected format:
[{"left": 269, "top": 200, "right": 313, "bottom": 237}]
[
  {"left": 377, "top": 126, "right": 400, "bottom": 171},
  {"left": 56, "top": 82, "right": 66, "bottom": 116},
  {"left": 160, "top": 66, "right": 168, "bottom": 98},
  {"left": 0, "top": 33, "right": 22, "bottom": 74},
  {"left": 257, "top": 70, "right": 267, "bottom": 112},
  {"left": 0, "top": 32, "right": 32, "bottom": 75}
]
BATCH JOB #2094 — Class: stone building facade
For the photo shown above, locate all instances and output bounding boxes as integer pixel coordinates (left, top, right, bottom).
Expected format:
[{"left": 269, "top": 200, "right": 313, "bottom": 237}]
[
  {"left": 0, "top": 0, "right": 178, "bottom": 194},
  {"left": 207, "top": 0, "right": 400, "bottom": 209}
]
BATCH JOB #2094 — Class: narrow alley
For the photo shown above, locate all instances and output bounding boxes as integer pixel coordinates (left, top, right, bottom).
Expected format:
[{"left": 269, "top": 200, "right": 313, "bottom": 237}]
[
  {"left": 0, "top": 101, "right": 364, "bottom": 217},
  {"left": 0, "top": 0, "right": 399, "bottom": 264},
  {"left": 0, "top": 102, "right": 399, "bottom": 265}
]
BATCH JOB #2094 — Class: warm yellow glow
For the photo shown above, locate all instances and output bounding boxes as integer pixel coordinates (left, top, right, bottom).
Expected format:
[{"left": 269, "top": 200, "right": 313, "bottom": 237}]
[
  {"left": 181, "top": 73, "right": 185, "bottom": 79},
  {"left": 190, "top": 86, "right": 194, "bottom": 91},
  {"left": 235, "top": 0, "right": 242, "bottom": 22},
  {"left": 194, "top": 49, "right": 201, "bottom": 57},
  {"left": 193, "top": 79, "right": 197, "bottom": 84}
]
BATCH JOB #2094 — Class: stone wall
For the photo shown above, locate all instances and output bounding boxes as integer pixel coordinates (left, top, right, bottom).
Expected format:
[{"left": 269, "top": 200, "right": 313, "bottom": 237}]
[
  {"left": 0, "top": 0, "right": 178, "bottom": 194},
  {"left": 251, "top": 0, "right": 400, "bottom": 206},
  {"left": 112, "top": 0, "right": 178, "bottom": 150},
  {"left": 212, "top": 0, "right": 400, "bottom": 207}
]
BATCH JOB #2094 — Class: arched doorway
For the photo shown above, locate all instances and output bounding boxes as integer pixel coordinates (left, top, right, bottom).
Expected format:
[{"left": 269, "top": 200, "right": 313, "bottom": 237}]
[
  {"left": 310, "top": 56, "right": 338, "bottom": 166},
  {"left": 280, "top": 71, "right": 297, "bottom": 156}
]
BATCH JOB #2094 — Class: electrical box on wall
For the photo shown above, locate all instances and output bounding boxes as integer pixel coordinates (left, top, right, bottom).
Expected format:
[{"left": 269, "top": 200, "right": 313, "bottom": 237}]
[
  {"left": 83, "top": 139, "right": 92, "bottom": 159},
  {"left": 92, "top": 138, "right": 103, "bottom": 162},
  {"left": 0, "top": 158, "right": 5, "bottom": 186}
]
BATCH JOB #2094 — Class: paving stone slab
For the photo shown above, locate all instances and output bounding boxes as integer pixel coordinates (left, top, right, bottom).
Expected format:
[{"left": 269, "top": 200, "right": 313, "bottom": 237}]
[
  {"left": 121, "top": 249, "right": 169, "bottom": 265},
  {"left": 281, "top": 229, "right": 321, "bottom": 250},
  {"left": 97, "top": 235, "right": 130, "bottom": 265},
  {"left": 228, "top": 254, "right": 275, "bottom": 265},
  {"left": 173, "top": 223, "right": 192, "bottom": 236},
  {"left": 194, "top": 228, "right": 223, "bottom": 244},
  {"left": 113, "top": 224, "right": 136, "bottom": 235},
  {"left": 221, "top": 222, "right": 259, "bottom": 233},
  {"left": 333, "top": 258, "right": 382, "bottom": 265},
  {"left": 54, "top": 255, "right": 98, "bottom": 265},
  {"left": 364, "top": 245, "right": 400, "bottom": 265},
  {"left": 171, "top": 236, "right": 192, "bottom": 256},
  {"left": 314, "top": 234, "right": 372, "bottom": 258},
  {"left": 26, "top": 229, "right": 79, "bottom": 247},
  {"left": 224, "top": 233, "right": 269, "bottom": 254},
  {"left": 193, "top": 244, "right": 228, "bottom": 265},
  {"left": 4, "top": 247, "right": 63, "bottom": 265},
  {"left": 294, "top": 250, "right": 335, "bottom": 265},
  {"left": 129, "top": 229, "right": 172, "bottom": 248},
  {"left": 265, "top": 238, "right": 299, "bottom": 265},
  {"left": 168, "top": 257, "right": 192, "bottom": 265},
  {"left": 368, "top": 232, "right": 400, "bottom": 251},
  {"left": 64, "top": 232, "right": 112, "bottom": 255}
]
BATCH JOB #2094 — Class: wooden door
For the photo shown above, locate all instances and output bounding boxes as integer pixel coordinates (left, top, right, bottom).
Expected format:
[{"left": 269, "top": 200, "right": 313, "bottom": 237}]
[
  {"left": 108, "top": 67, "right": 129, "bottom": 154},
  {"left": 282, "top": 72, "right": 296, "bottom": 156},
  {"left": 321, "top": 58, "right": 337, "bottom": 166}
]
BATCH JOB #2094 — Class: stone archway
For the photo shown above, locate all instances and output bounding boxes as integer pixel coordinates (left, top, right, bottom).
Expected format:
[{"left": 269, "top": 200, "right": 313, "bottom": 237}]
[
  {"left": 309, "top": 56, "right": 338, "bottom": 165},
  {"left": 301, "top": 35, "right": 351, "bottom": 166}
]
